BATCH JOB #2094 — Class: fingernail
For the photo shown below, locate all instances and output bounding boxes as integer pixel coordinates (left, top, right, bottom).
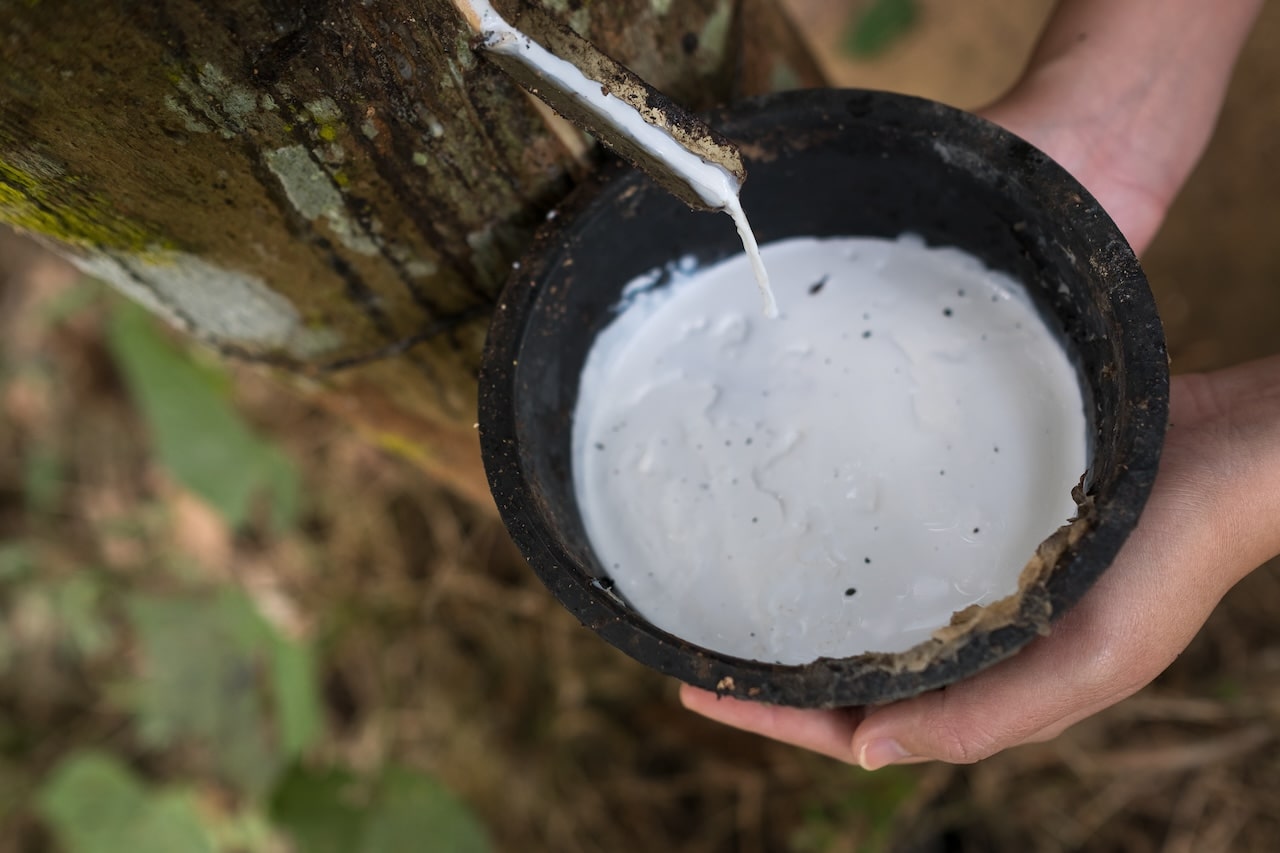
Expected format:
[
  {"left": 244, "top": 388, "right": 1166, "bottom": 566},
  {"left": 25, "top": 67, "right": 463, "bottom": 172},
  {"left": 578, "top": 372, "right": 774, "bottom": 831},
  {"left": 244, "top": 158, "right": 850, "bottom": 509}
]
[{"left": 859, "top": 738, "right": 912, "bottom": 771}]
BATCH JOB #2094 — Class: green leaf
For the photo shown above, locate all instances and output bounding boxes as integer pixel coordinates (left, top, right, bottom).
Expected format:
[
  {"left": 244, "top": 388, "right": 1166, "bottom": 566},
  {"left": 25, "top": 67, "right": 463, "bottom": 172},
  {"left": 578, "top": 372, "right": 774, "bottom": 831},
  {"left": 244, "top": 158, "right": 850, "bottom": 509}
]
[
  {"left": 124, "top": 592, "right": 322, "bottom": 798},
  {"left": 23, "top": 440, "right": 64, "bottom": 514},
  {"left": 0, "top": 758, "right": 30, "bottom": 824},
  {"left": 106, "top": 299, "right": 300, "bottom": 530},
  {"left": 270, "top": 766, "right": 365, "bottom": 853},
  {"left": 359, "top": 767, "right": 492, "bottom": 853},
  {"left": 36, "top": 752, "right": 215, "bottom": 853},
  {"left": 269, "top": 631, "right": 323, "bottom": 759},
  {"left": 843, "top": 0, "right": 918, "bottom": 58},
  {"left": 203, "top": 805, "right": 283, "bottom": 852},
  {"left": 270, "top": 765, "right": 492, "bottom": 853},
  {"left": 49, "top": 576, "right": 113, "bottom": 658},
  {"left": 126, "top": 592, "right": 276, "bottom": 795},
  {"left": 0, "top": 542, "right": 31, "bottom": 584}
]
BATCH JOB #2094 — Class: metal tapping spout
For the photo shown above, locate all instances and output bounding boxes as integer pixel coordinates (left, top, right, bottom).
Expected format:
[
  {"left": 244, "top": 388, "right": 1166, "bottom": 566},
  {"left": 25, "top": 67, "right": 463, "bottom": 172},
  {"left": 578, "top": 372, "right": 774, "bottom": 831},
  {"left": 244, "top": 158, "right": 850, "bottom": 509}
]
[{"left": 450, "top": 0, "right": 748, "bottom": 212}]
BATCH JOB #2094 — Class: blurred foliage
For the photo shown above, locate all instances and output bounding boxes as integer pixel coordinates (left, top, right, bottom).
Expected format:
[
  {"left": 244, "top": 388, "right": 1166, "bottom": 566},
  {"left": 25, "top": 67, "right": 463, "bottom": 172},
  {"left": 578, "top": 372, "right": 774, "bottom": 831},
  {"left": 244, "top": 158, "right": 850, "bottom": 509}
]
[
  {"left": 37, "top": 753, "right": 216, "bottom": 853},
  {"left": 36, "top": 751, "right": 494, "bottom": 853},
  {"left": 843, "top": 0, "right": 918, "bottom": 58},
  {"left": 790, "top": 767, "right": 918, "bottom": 852},
  {"left": 271, "top": 765, "right": 492, "bottom": 853},
  {"left": 0, "top": 280, "right": 493, "bottom": 852},
  {"left": 43, "top": 576, "right": 113, "bottom": 659},
  {"left": 0, "top": 543, "right": 31, "bottom": 584},
  {"left": 106, "top": 300, "right": 300, "bottom": 531},
  {"left": 22, "top": 441, "right": 63, "bottom": 516},
  {"left": 122, "top": 591, "right": 320, "bottom": 798}
]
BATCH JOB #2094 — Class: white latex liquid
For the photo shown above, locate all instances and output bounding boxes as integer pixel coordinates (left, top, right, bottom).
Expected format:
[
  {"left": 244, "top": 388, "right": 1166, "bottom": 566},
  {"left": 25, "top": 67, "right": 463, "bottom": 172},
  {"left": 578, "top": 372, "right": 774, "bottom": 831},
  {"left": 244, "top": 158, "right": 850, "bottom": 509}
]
[
  {"left": 572, "top": 236, "right": 1087, "bottom": 664},
  {"left": 463, "top": 0, "right": 777, "bottom": 317}
]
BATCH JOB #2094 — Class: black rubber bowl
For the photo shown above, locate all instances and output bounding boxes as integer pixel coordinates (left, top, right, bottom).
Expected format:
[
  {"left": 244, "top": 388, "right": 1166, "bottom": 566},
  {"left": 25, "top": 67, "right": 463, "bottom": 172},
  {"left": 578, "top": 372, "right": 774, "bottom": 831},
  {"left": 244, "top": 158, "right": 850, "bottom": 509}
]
[{"left": 478, "top": 89, "right": 1168, "bottom": 708}]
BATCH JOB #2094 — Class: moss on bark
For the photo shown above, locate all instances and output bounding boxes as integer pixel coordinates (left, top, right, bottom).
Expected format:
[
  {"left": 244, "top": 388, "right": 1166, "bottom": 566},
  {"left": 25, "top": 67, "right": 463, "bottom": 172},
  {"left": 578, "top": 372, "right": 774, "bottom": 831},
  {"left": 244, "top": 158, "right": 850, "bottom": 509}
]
[{"left": 0, "top": 0, "right": 822, "bottom": 500}]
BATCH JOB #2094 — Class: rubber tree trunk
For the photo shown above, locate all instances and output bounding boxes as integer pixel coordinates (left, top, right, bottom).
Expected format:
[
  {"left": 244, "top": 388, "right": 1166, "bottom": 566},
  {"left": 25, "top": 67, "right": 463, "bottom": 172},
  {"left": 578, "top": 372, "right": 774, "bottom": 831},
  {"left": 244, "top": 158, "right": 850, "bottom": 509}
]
[{"left": 0, "top": 0, "right": 823, "bottom": 506}]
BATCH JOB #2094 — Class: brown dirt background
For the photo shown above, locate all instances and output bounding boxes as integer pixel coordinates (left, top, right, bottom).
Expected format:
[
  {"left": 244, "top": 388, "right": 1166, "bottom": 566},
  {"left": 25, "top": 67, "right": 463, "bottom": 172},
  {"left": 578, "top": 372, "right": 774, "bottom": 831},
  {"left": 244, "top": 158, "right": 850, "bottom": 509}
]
[{"left": 2, "top": 1, "right": 1280, "bottom": 851}]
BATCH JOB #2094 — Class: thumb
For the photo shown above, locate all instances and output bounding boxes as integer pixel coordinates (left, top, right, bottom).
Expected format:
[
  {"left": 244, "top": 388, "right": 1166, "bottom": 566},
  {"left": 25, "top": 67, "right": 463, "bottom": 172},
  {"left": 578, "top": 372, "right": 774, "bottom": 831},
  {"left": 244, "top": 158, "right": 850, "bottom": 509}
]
[
  {"left": 850, "top": 600, "right": 1155, "bottom": 769},
  {"left": 850, "top": 433, "right": 1242, "bottom": 769}
]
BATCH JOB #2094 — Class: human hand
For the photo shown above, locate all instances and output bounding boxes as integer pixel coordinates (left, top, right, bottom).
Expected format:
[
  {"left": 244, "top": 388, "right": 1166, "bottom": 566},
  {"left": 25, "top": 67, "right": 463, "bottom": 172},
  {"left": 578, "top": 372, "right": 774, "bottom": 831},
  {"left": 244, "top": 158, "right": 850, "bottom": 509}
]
[
  {"left": 682, "top": 355, "right": 1280, "bottom": 767},
  {"left": 680, "top": 0, "right": 1272, "bottom": 767},
  {"left": 980, "top": 0, "right": 1263, "bottom": 257}
]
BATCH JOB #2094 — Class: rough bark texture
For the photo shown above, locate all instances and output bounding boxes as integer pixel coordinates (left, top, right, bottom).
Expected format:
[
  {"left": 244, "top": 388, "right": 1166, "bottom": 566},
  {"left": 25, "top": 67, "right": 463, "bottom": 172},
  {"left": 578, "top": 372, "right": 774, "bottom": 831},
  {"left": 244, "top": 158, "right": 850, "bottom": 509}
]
[{"left": 0, "top": 0, "right": 822, "bottom": 505}]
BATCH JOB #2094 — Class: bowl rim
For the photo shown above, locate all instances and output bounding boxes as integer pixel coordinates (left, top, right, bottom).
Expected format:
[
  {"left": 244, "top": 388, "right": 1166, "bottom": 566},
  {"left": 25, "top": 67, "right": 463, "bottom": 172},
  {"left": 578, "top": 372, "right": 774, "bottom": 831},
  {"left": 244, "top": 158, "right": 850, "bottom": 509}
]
[{"left": 478, "top": 87, "right": 1169, "bottom": 708}]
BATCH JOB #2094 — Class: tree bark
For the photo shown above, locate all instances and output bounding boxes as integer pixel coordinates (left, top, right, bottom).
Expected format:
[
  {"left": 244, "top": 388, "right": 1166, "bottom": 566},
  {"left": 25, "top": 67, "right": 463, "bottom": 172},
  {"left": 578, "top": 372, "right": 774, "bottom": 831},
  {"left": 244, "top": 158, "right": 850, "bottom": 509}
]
[{"left": 0, "top": 0, "right": 823, "bottom": 505}]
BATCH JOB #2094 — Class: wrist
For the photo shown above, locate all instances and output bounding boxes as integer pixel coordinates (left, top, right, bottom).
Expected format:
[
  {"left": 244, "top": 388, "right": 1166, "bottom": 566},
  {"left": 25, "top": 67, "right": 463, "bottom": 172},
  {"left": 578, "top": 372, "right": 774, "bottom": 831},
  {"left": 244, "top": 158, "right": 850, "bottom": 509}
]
[{"left": 982, "top": 0, "right": 1263, "bottom": 254}]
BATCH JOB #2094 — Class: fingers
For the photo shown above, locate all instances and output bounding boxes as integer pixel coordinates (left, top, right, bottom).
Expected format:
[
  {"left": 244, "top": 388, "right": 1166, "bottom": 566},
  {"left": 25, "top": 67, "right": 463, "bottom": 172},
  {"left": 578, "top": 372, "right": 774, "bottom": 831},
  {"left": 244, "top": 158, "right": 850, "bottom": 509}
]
[
  {"left": 850, "top": 449, "right": 1240, "bottom": 767},
  {"left": 846, "top": 369, "right": 1276, "bottom": 767},
  {"left": 679, "top": 685, "right": 864, "bottom": 764},
  {"left": 679, "top": 481, "right": 1209, "bottom": 769},
  {"left": 850, "top": 604, "right": 1155, "bottom": 768}
]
